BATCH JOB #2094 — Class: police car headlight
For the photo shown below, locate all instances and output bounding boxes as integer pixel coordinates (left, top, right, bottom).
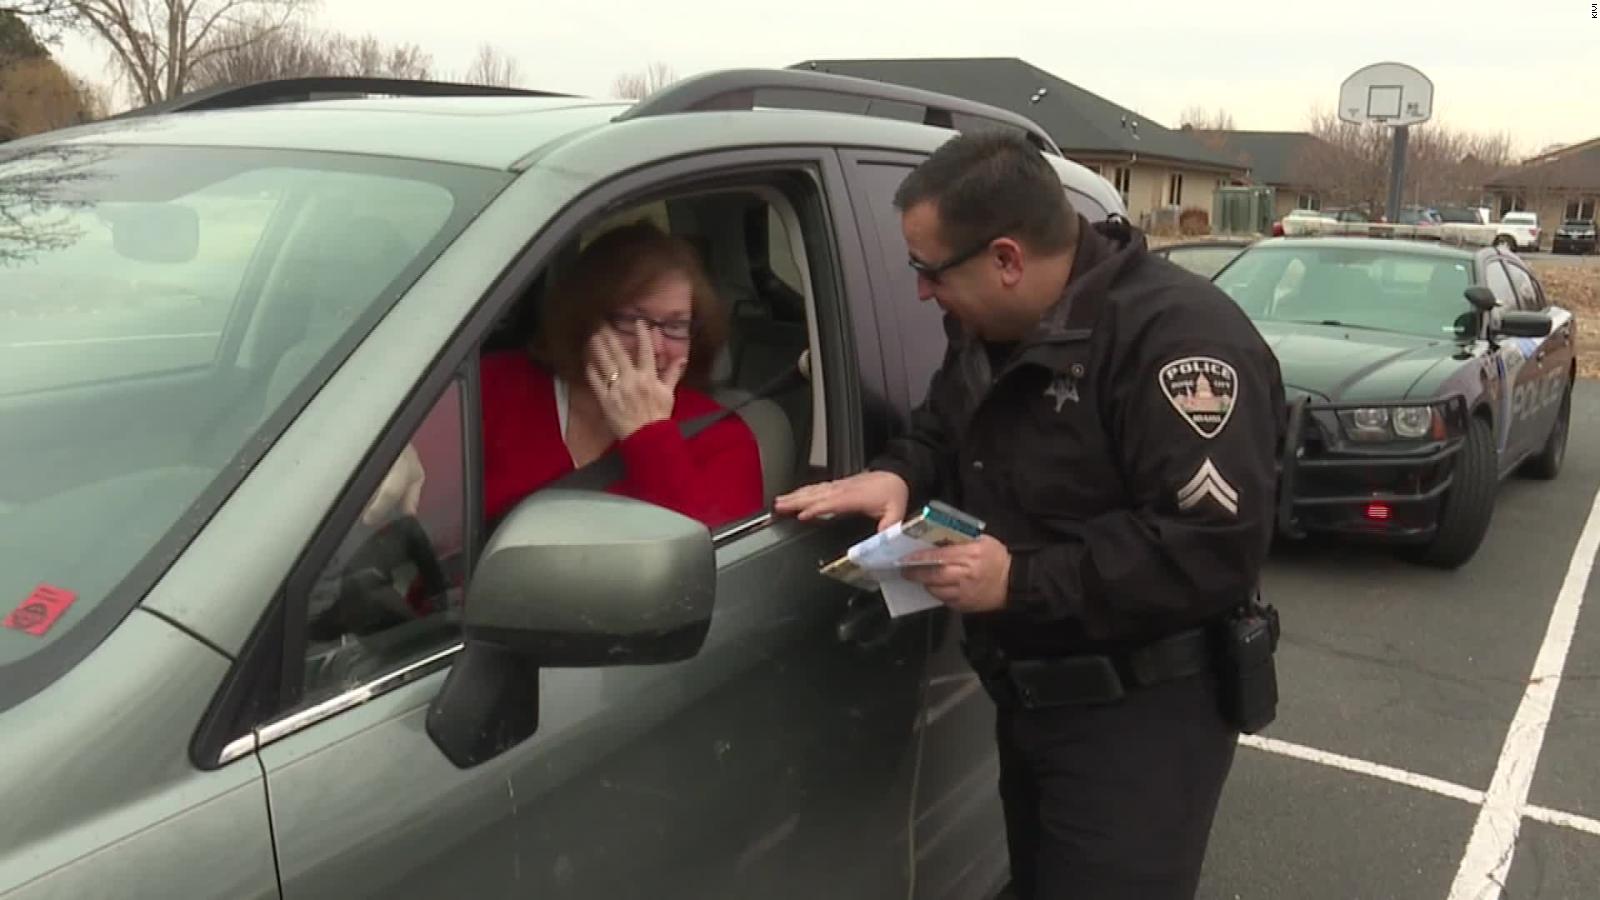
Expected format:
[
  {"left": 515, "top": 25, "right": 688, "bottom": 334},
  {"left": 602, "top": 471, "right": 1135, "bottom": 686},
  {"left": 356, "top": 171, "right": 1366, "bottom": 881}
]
[
  {"left": 1339, "top": 408, "right": 1389, "bottom": 440},
  {"left": 1392, "top": 406, "right": 1433, "bottom": 439},
  {"left": 1338, "top": 406, "right": 1436, "bottom": 441},
  {"left": 1350, "top": 408, "right": 1388, "bottom": 431}
]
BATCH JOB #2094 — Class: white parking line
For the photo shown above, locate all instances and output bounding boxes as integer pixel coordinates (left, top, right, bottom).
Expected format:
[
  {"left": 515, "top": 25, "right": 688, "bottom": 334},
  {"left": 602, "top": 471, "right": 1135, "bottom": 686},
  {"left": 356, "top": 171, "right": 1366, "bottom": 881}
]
[
  {"left": 1448, "top": 486, "right": 1600, "bottom": 900},
  {"left": 1521, "top": 804, "right": 1600, "bottom": 838},
  {"left": 1239, "top": 734, "right": 1486, "bottom": 805}
]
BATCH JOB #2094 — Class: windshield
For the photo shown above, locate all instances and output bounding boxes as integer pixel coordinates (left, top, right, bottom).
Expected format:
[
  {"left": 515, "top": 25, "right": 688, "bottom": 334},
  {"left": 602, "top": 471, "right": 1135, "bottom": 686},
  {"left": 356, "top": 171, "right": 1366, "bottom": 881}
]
[
  {"left": 0, "top": 144, "right": 506, "bottom": 695},
  {"left": 1214, "top": 245, "right": 1477, "bottom": 339}
]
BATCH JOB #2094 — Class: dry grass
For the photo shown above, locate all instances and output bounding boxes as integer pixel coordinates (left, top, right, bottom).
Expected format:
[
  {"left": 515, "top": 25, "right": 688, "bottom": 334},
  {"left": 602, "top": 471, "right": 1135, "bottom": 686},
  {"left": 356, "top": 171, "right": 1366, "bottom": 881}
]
[{"left": 1528, "top": 259, "right": 1600, "bottom": 379}]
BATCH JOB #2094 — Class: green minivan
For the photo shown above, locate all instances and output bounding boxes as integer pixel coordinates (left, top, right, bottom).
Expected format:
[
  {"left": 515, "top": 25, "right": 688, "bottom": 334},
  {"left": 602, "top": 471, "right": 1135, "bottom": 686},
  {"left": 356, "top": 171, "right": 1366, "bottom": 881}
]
[{"left": 0, "top": 71, "right": 1127, "bottom": 900}]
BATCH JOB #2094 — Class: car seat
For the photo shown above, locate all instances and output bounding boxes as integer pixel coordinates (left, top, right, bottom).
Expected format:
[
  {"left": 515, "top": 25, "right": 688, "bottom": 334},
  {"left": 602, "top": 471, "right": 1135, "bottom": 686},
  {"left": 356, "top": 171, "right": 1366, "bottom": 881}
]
[{"left": 709, "top": 346, "right": 799, "bottom": 505}]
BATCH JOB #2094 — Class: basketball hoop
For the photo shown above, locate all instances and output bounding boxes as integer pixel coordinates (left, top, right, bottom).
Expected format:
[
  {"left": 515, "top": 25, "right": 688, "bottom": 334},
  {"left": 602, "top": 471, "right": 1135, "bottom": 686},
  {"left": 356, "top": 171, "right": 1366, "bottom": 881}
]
[
  {"left": 1339, "top": 62, "right": 1433, "bottom": 128},
  {"left": 1337, "top": 62, "right": 1433, "bottom": 224}
]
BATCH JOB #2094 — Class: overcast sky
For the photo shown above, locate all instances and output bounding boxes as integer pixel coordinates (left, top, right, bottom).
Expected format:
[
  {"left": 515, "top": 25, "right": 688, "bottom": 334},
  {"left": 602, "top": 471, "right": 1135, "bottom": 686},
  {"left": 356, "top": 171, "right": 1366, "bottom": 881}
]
[{"left": 49, "top": 0, "right": 1600, "bottom": 157}]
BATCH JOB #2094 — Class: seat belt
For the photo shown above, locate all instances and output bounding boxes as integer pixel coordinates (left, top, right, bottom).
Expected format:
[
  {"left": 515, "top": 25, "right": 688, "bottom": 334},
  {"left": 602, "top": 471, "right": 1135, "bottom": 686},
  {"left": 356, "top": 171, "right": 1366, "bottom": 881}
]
[{"left": 543, "top": 361, "right": 806, "bottom": 493}]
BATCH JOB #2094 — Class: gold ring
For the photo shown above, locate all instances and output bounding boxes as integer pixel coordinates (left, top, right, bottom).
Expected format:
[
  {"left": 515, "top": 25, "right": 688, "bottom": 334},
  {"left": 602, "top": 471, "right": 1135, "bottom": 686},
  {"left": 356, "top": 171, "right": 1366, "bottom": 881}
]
[{"left": 607, "top": 370, "right": 620, "bottom": 385}]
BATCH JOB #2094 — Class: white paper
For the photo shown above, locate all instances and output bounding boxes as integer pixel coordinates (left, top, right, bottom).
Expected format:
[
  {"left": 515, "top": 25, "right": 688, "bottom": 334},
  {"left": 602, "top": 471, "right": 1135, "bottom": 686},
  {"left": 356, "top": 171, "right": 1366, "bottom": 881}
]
[{"left": 847, "top": 523, "right": 945, "bottom": 618}]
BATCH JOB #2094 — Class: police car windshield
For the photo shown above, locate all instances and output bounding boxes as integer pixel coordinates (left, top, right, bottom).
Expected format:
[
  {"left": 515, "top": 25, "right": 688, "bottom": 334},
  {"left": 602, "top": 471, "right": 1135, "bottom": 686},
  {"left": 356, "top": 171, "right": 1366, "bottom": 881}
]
[
  {"left": 1214, "top": 245, "right": 1475, "bottom": 340},
  {"left": 0, "top": 143, "right": 505, "bottom": 687}
]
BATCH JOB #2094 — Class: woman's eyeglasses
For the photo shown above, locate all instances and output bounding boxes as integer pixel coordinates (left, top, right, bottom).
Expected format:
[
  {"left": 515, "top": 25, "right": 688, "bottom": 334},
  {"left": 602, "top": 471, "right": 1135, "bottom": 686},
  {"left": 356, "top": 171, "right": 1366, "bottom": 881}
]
[{"left": 605, "top": 312, "right": 699, "bottom": 341}]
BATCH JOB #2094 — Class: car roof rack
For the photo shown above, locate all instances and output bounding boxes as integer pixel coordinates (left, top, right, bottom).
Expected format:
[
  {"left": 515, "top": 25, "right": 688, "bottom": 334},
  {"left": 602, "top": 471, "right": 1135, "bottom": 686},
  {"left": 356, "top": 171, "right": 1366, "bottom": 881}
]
[
  {"left": 613, "top": 68, "right": 1062, "bottom": 157},
  {"left": 114, "top": 76, "right": 570, "bottom": 119}
]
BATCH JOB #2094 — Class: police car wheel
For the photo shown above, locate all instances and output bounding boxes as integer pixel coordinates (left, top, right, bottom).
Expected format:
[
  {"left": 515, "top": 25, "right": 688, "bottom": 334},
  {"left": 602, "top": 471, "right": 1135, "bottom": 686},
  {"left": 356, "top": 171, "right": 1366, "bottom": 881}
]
[
  {"left": 1407, "top": 416, "right": 1496, "bottom": 569},
  {"left": 1522, "top": 378, "right": 1572, "bottom": 481}
]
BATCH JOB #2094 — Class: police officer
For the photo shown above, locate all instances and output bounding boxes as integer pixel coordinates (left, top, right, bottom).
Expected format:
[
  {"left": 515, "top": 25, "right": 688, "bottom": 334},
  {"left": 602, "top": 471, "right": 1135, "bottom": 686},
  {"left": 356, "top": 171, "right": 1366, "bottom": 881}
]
[{"left": 774, "top": 131, "right": 1285, "bottom": 899}]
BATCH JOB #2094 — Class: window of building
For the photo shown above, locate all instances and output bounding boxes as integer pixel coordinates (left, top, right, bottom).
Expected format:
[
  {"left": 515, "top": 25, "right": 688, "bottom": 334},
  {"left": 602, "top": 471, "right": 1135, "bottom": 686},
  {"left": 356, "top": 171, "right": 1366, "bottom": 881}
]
[
  {"left": 1566, "top": 198, "right": 1596, "bottom": 221},
  {"left": 1113, "top": 167, "right": 1132, "bottom": 203},
  {"left": 1297, "top": 193, "right": 1321, "bottom": 211},
  {"left": 1167, "top": 172, "right": 1184, "bottom": 206}
]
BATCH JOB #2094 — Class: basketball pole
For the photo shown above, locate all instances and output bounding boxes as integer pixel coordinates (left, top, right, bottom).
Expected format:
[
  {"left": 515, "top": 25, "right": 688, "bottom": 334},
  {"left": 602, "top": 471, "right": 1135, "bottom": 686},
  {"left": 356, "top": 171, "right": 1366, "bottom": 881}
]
[{"left": 1386, "top": 124, "right": 1409, "bottom": 224}]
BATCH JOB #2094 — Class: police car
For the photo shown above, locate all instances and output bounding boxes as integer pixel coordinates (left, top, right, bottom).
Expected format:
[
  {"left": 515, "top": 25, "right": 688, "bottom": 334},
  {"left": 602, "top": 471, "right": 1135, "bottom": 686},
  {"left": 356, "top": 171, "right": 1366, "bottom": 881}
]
[{"left": 1211, "top": 237, "right": 1577, "bottom": 568}]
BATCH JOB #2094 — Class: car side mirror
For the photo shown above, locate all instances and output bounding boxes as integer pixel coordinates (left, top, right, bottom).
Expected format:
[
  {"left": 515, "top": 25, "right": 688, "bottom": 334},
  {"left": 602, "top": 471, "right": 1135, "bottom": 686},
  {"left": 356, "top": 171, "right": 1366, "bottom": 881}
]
[
  {"left": 1464, "top": 286, "right": 1498, "bottom": 312},
  {"left": 426, "top": 490, "right": 716, "bottom": 768},
  {"left": 1493, "top": 310, "right": 1553, "bottom": 340}
]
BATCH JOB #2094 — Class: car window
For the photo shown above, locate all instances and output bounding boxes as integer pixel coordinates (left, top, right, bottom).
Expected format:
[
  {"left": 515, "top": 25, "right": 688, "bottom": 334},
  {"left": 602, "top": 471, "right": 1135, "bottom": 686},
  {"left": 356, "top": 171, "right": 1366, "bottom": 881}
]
[
  {"left": 275, "top": 181, "right": 841, "bottom": 719},
  {"left": 0, "top": 144, "right": 506, "bottom": 706},
  {"left": 1483, "top": 260, "right": 1516, "bottom": 308},
  {"left": 1504, "top": 264, "right": 1543, "bottom": 311},
  {"left": 1213, "top": 245, "right": 1476, "bottom": 338},
  {"left": 847, "top": 161, "right": 944, "bottom": 406},
  {"left": 298, "top": 381, "right": 467, "bottom": 706},
  {"left": 1163, "top": 244, "right": 1247, "bottom": 279}
]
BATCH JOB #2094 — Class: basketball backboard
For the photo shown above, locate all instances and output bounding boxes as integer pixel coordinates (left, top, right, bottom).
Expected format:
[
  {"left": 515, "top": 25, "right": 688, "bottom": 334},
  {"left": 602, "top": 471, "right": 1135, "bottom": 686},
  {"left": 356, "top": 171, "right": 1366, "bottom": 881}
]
[{"left": 1338, "top": 62, "right": 1433, "bottom": 127}]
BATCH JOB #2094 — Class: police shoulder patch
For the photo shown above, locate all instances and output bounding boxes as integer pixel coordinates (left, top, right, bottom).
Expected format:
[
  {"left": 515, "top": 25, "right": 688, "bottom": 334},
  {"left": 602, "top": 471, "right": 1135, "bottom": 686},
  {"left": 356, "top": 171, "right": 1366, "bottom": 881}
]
[{"left": 1159, "top": 356, "right": 1238, "bottom": 438}]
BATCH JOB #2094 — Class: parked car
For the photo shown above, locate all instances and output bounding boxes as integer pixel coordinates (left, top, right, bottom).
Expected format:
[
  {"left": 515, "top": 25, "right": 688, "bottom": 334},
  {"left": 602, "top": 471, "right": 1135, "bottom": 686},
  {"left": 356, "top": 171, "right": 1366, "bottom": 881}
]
[
  {"left": 1323, "top": 207, "right": 1371, "bottom": 223},
  {"left": 1553, "top": 218, "right": 1598, "bottom": 255},
  {"left": 1496, "top": 211, "right": 1541, "bottom": 252},
  {"left": 0, "top": 71, "right": 1130, "bottom": 900},
  {"left": 1273, "top": 207, "right": 1333, "bottom": 236},
  {"left": 1211, "top": 238, "right": 1576, "bottom": 568},
  {"left": 1436, "top": 205, "right": 1490, "bottom": 226},
  {"left": 1396, "top": 206, "right": 1441, "bottom": 227},
  {"left": 1152, "top": 238, "right": 1253, "bottom": 279}
]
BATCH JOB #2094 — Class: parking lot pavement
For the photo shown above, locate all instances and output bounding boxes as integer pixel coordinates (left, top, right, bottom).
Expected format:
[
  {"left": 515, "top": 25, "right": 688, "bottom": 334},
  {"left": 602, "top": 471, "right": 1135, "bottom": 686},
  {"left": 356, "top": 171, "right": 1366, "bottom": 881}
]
[
  {"left": 1198, "top": 380, "right": 1600, "bottom": 900},
  {"left": 1522, "top": 252, "right": 1600, "bottom": 267}
]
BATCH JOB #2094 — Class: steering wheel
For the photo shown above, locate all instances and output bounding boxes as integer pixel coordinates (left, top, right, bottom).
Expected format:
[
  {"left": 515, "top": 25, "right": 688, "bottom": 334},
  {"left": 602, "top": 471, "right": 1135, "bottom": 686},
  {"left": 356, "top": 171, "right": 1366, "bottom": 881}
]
[{"left": 306, "top": 514, "right": 451, "bottom": 643}]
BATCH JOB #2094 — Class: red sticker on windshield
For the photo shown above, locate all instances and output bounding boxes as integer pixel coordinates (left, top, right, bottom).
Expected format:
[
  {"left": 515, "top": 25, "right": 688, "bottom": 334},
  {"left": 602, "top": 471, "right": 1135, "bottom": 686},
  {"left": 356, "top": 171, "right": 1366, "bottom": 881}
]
[{"left": 3, "top": 584, "right": 78, "bottom": 637}]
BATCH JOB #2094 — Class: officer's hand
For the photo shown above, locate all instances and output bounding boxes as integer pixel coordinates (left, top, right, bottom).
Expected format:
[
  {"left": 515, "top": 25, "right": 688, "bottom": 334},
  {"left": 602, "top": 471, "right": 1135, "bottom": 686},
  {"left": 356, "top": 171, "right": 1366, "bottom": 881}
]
[
  {"left": 901, "top": 536, "right": 1012, "bottom": 613},
  {"left": 773, "top": 471, "right": 909, "bottom": 533}
]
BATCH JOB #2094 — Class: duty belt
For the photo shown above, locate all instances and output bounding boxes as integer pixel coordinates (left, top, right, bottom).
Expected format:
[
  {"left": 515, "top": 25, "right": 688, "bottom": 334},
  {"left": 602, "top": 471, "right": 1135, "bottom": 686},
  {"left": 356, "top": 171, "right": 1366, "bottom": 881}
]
[{"left": 962, "top": 626, "right": 1216, "bottom": 710}]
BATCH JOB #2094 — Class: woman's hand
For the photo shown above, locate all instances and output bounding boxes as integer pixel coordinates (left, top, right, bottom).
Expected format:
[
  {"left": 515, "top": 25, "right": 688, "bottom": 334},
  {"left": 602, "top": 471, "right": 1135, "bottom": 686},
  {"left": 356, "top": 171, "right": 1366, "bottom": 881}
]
[
  {"left": 361, "top": 442, "right": 425, "bottom": 527},
  {"left": 585, "top": 320, "right": 687, "bottom": 440}
]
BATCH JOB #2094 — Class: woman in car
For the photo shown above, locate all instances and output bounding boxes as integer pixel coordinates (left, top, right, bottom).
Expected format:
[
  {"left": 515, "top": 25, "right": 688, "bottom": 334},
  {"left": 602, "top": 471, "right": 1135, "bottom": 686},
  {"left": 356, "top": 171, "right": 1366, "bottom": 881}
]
[{"left": 366, "top": 221, "right": 764, "bottom": 531}]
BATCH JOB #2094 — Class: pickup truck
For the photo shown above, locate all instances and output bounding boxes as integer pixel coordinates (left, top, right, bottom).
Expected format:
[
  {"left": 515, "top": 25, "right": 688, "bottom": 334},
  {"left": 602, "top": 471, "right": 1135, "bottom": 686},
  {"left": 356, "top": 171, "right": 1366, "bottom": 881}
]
[{"left": 1496, "top": 212, "right": 1541, "bottom": 252}]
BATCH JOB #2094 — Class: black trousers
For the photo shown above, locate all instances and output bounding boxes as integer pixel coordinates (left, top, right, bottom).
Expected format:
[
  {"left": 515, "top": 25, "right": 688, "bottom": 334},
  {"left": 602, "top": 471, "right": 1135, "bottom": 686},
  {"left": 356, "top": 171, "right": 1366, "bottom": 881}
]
[{"left": 995, "top": 671, "right": 1238, "bottom": 900}]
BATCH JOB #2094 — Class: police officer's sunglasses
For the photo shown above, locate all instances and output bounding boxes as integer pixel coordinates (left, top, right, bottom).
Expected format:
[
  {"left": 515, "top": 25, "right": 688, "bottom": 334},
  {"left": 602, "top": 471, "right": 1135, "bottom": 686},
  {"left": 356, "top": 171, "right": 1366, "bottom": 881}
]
[{"left": 907, "top": 234, "right": 1002, "bottom": 284}]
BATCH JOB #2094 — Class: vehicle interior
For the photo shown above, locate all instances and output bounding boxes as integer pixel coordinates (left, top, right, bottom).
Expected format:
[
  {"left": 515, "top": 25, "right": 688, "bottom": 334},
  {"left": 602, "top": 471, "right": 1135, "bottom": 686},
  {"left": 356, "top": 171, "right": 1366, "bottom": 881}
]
[
  {"left": 479, "top": 184, "right": 828, "bottom": 508},
  {"left": 1217, "top": 247, "right": 1477, "bottom": 338},
  {"left": 298, "top": 177, "right": 840, "bottom": 702}
]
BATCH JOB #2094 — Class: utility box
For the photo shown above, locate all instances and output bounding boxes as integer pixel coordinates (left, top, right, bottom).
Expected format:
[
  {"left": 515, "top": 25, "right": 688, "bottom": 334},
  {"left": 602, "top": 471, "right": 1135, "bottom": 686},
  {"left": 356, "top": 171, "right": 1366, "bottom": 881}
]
[{"left": 1213, "top": 186, "right": 1275, "bottom": 236}]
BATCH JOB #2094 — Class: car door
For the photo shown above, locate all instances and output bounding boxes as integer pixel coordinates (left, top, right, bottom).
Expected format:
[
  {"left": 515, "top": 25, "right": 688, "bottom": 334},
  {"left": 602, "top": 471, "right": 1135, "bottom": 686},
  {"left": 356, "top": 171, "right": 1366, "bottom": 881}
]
[
  {"left": 1479, "top": 259, "right": 1544, "bottom": 466},
  {"left": 838, "top": 150, "right": 1130, "bottom": 899},
  {"left": 209, "top": 149, "right": 926, "bottom": 900},
  {"left": 1504, "top": 260, "right": 1573, "bottom": 444}
]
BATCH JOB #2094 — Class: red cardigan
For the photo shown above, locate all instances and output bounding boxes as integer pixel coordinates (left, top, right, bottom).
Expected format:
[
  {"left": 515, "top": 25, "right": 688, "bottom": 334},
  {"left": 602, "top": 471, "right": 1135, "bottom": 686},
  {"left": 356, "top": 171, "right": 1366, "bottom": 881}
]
[{"left": 479, "top": 351, "right": 765, "bottom": 529}]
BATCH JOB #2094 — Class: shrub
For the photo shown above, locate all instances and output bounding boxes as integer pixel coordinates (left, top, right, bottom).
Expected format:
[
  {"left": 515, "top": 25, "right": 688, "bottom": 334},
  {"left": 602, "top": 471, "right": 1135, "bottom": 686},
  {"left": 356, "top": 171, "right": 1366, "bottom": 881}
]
[{"left": 1179, "top": 206, "right": 1210, "bottom": 236}]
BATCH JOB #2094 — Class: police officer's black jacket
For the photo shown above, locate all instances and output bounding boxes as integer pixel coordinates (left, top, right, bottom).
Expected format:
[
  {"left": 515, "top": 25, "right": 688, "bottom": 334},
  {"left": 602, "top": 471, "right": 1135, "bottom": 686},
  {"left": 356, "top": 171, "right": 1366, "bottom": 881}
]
[{"left": 871, "top": 217, "right": 1286, "bottom": 658}]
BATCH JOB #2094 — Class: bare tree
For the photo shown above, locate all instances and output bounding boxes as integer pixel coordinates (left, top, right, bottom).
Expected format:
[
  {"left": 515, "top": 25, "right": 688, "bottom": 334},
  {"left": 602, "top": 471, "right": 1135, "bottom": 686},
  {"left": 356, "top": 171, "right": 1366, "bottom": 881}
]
[
  {"left": 612, "top": 61, "right": 675, "bottom": 100},
  {"left": 0, "top": 144, "right": 105, "bottom": 269},
  {"left": 325, "top": 32, "right": 431, "bottom": 80},
  {"left": 0, "top": 1, "right": 76, "bottom": 41},
  {"left": 1, "top": 9, "right": 48, "bottom": 67},
  {"left": 188, "top": 15, "right": 330, "bottom": 88},
  {"left": 1178, "top": 104, "right": 1235, "bottom": 131},
  {"left": 62, "top": 0, "right": 311, "bottom": 106},
  {"left": 1293, "top": 105, "right": 1522, "bottom": 216},
  {"left": 463, "top": 42, "right": 519, "bottom": 88},
  {"left": 189, "top": 18, "right": 435, "bottom": 90}
]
